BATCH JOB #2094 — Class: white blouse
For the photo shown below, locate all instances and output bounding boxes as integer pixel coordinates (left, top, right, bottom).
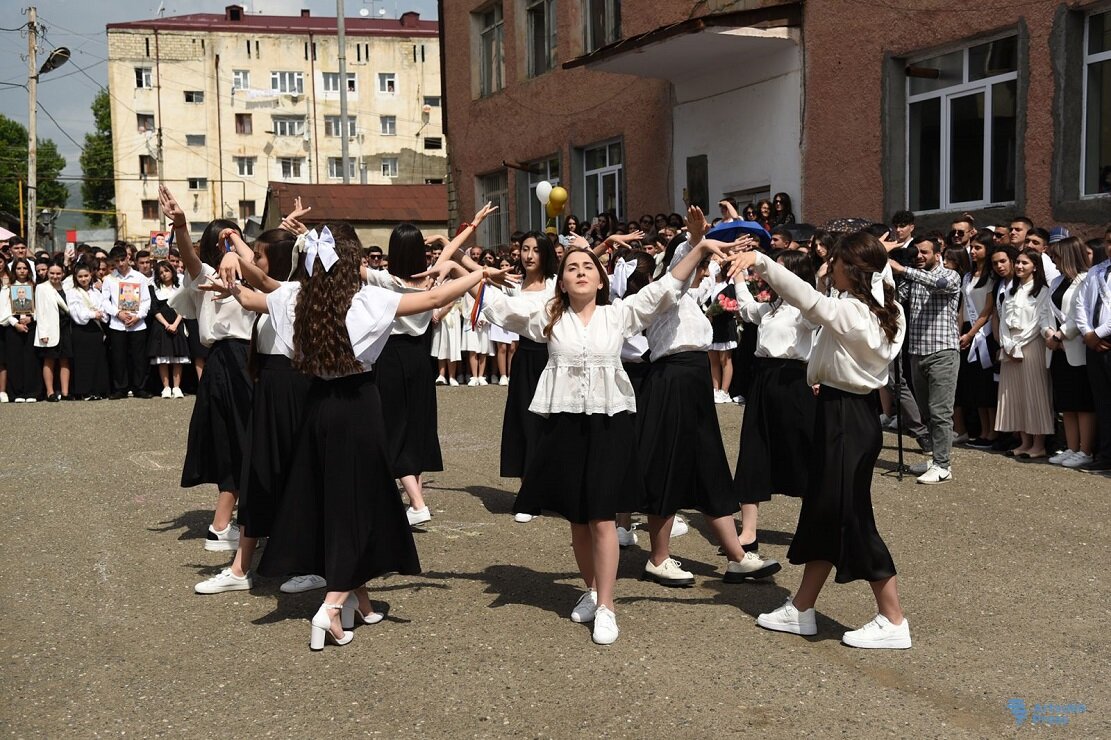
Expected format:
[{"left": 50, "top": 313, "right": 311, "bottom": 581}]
[
  {"left": 736, "top": 276, "right": 817, "bottom": 361},
  {"left": 100, "top": 269, "right": 151, "bottom": 332},
  {"left": 265, "top": 281, "right": 400, "bottom": 377},
  {"left": 67, "top": 287, "right": 104, "bottom": 326},
  {"left": 364, "top": 268, "right": 433, "bottom": 336},
  {"left": 645, "top": 241, "right": 712, "bottom": 361},
  {"left": 752, "top": 252, "right": 905, "bottom": 394},
  {"left": 482, "top": 273, "right": 687, "bottom": 416},
  {"left": 997, "top": 280, "right": 1054, "bottom": 360},
  {"left": 173, "top": 263, "right": 256, "bottom": 347}
]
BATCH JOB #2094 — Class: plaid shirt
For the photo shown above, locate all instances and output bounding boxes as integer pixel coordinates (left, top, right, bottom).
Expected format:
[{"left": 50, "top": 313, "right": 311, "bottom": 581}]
[{"left": 897, "top": 262, "right": 961, "bottom": 355}]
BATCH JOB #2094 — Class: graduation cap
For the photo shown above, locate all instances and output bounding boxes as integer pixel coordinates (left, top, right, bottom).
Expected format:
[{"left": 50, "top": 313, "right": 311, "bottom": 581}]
[{"left": 703, "top": 220, "right": 772, "bottom": 250}]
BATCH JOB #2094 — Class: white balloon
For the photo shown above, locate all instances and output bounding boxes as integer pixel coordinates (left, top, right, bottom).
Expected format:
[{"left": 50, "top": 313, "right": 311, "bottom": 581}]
[{"left": 535, "top": 180, "right": 553, "bottom": 205}]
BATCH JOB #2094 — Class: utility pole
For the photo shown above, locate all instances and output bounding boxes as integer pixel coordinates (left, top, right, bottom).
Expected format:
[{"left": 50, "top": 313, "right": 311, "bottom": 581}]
[
  {"left": 337, "top": 0, "right": 351, "bottom": 184},
  {"left": 26, "top": 6, "right": 38, "bottom": 253}
]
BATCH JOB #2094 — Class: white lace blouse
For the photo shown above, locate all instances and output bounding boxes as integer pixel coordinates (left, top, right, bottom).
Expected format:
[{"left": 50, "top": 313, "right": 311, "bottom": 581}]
[
  {"left": 997, "top": 280, "right": 1055, "bottom": 359},
  {"left": 645, "top": 241, "right": 712, "bottom": 361},
  {"left": 482, "top": 274, "right": 686, "bottom": 416}
]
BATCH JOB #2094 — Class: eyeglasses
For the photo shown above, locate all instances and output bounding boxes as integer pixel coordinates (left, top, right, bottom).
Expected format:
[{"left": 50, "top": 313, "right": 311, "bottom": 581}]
[
  {"left": 993, "top": 232, "right": 1006, "bottom": 239},
  {"left": 952, "top": 230, "right": 964, "bottom": 237},
  {"left": 369, "top": 254, "right": 382, "bottom": 260}
]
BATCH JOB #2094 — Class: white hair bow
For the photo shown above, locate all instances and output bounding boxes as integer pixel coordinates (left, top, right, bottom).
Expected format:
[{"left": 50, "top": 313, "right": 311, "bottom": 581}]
[
  {"left": 610, "top": 257, "right": 638, "bottom": 299},
  {"left": 869, "top": 263, "right": 894, "bottom": 305},
  {"left": 303, "top": 226, "right": 338, "bottom": 277}
]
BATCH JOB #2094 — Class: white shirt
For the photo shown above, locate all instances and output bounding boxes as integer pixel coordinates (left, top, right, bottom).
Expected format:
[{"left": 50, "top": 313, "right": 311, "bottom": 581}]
[
  {"left": 997, "top": 279, "right": 1054, "bottom": 359},
  {"left": 266, "top": 281, "right": 400, "bottom": 377},
  {"left": 67, "top": 286, "right": 105, "bottom": 326},
  {"left": 483, "top": 273, "right": 686, "bottom": 416},
  {"left": 752, "top": 252, "right": 906, "bottom": 394},
  {"left": 645, "top": 241, "right": 712, "bottom": 361},
  {"left": 1073, "top": 260, "right": 1111, "bottom": 340},
  {"left": 100, "top": 268, "right": 151, "bottom": 332},
  {"left": 171, "top": 263, "right": 255, "bottom": 347},
  {"left": 365, "top": 269, "right": 433, "bottom": 336},
  {"left": 735, "top": 275, "right": 817, "bottom": 361},
  {"left": 1047, "top": 273, "right": 1087, "bottom": 367}
]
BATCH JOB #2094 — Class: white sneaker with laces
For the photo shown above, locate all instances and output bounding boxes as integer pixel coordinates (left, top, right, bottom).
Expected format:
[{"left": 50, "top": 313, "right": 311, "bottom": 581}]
[
  {"left": 25, "top": 398, "right": 36, "bottom": 403},
  {"left": 204, "top": 523, "right": 240, "bottom": 552},
  {"left": 513, "top": 512, "right": 536, "bottom": 523},
  {"left": 916, "top": 464, "right": 952, "bottom": 484},
  {"left": 435, "top": 375, "right": 447, "bottom": 385},
  {"left": 172, "top": 387, "right": 185, "bottom": 399},
  {"left": 280, "top": 574, "right": 328, "bottom": 593},
  {"left": 757, "top": 598, "right": 817, "bottom": 636},
  {"left": 724, "top": 551, "right": 782, "bottom": 582},
  {"left": 1062, "top": 451, "right": 1093, "bottom": 469},
  {"left": 466, "top": 377, "right": 480, "bottom": 387},
  {"left": 195, "top": 567, "right": 252, "bottom": 594},
  {"left": 592, "top": 606, "right": 619, "bottom": 645},
  {"left": 448, "top": 377, "right": 460, "bottom": 387},
  {"left": 842, "top": 614, "right": 912, "bottom": 649},
  {"left": 406, "top": 506, "right": 431, "bottom": 526},
  {"left": 570, "top": 590, "right": 597, "bottom": 623},
  {"left": 670, "top": 516, "right": 689, "bottom": 538},
  {"left": 714, "top": 389, "right": 729, "bottom": 404},
  {"left": 478, "top": 377, "right": 489, "bottom": 386},
  {"left": 732, "top": 395, "right": 745, "bottom": 405},
  {"left": 499, "top": 376, "right": 509, "bottom": 386},
  {"left": 161, "top": 386, "right": 173, "bottom": 398},
  {"left": 642, "top": 557, "right": 695, "bottom": 587},
  {"left": 1048, "top": 449, "right": 1077, "bottom": 465},
  {"left": 616, "top": 526, "right": 637, "bottom": 548},
  {"left": 908, "top": 461, "right": 930, "bottom": 475}
]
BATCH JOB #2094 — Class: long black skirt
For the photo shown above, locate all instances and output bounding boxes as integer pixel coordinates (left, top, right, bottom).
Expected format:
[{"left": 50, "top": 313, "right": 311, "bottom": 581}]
[
  {"left": 957, "top": 322, "right": 998, "bottom": 408},
  {"left": 71, "top": 321, "right": 109, "bottom": 398},
  {"left": 180, "top": 339, "right": 253, "bottom": 491},
  {"left": 623, "top": 359, "right": 650, "bottom": 399},
  {"left": 1051, "top": 352, "right": 1094, "bottom": 412},
  {"left": 376, "top": 333, "right": 443, "bottom": 477},
  {"left": 515, "top": 412, "right": 643, "bottom": 524},
  {"left": 184, "top": 318, "right": 209, "bottom": 361},
  {"left": 257, "top": 372, "right": 421, "bottom": 590},
  {"left": 236, "top": 354, "right": 313, "bottom": 538},
  {"left": 4, "top": 323, "right": 42, "bottom": 399},
  {"left": 735, "top": 358, "right": 815, "bottom": 503},
  {"left": 500, "top": 337, "right": 549, "bottom": 478},
  {"left": 635, "top": 351, "right": 738, "bottom": 518},
  {"left": 787, "top": 385, "right": 896, "bottom": 584}
]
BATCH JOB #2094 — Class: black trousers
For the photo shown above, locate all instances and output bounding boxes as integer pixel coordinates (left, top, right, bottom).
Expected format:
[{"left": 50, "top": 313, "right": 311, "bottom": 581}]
[
  {"left": 1087, "top": 347, "right": 1111, "bottom": 463},
  {"left": 109, "top": 328, "right": 149, "bottom": 394}
]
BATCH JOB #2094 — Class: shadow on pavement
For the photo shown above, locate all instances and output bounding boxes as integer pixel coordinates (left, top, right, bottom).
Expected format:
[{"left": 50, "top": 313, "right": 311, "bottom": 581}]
[
  {"left": 459, "top": 485, "right": 518, "bottom": 515},
  {"left": 149, "top": 509, "right": 213, "bottom": 541},
  {"left": 423, "top": 564, "right": 582, "bottom": 619}
]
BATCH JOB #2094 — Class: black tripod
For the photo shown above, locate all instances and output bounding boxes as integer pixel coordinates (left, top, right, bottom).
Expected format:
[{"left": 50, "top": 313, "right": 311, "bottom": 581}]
[{"left": 882, "top": 345, "right": 913, "bottom": 481}]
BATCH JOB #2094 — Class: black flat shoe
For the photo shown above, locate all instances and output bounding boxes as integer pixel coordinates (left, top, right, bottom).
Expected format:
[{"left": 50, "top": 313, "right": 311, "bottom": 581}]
[{"left": 46, "top": 394, "right": 60, "bottom": 403}]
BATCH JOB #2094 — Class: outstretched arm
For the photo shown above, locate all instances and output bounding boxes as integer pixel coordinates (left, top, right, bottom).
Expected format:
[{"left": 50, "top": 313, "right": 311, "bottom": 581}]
[
  {"left": 396, "top": 266, "right": 506, "bottom": 317},
  {"left": 433, "top": 202, "right": 498, "bottom": 267},
  {"left": 159, "top": 185, "right": 203, "bottom": 280}
]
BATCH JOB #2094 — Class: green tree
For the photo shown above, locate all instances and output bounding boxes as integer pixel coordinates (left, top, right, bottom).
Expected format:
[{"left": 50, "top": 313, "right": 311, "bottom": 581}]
[
  {"left": 80, "top": 89, "right": 114, "bottom": 225},
  {"left": 0, "top": 114, "right": 67, "bottom": 225}
]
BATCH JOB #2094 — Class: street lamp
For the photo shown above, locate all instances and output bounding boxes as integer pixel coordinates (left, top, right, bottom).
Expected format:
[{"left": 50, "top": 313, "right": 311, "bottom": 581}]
[{"left": 26, "top": 5, "right": 70, "bottom": 252}]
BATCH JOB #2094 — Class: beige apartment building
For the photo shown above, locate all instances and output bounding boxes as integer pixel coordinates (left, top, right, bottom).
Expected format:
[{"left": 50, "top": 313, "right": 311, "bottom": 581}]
[{"left": 106, "top": 4, "right": 445, "bottom": 240}]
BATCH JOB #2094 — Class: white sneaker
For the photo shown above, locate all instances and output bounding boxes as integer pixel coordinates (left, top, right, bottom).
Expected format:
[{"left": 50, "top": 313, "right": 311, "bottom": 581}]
[
  {"left": 498, "top": 376, "right": 509, "bottom": 386},
  {"left": 916, "top": 464, "right": 952, "bottom": 485},
  {"left": 435, "top": 375, "right": 447, "bottom": 385},
  {"left": 1048, "top": 449, "right": 1076, "bottom": 465},
  {"left": 842, "top": 614, "right": 912, "bottom": 649},
  {"left": 670, "top": 516, "right": 689, "bottom": 538},
  {"left": 908, "top": 461, "right": 930, "bottom": 475},
  {"left": 642, "top": 557, "right": 695, "bottom": 587},
  {"left": 161, "top": 386, "right": 173, "bottom": 398},
  {"left": 280, "top": 574, "right": 327, "bottom": 593},
  {"left": 448, "top": 377, "right": 460, "bottom": 387},
  {"left": 172, "top": 387, "right": 185, "bottom": 399},
  {"left": 14, "top": 398, "right": 26, "bottom": 403},
  {"left": 194, "top": 567, "right": 252, "bottom": 594},
  {"left": 467, "top": 377, "right": 480, "bottom": 387},
  {"left": 713, "top": 389, "right": 727, "bottom": 404},
  {"left": 24, "top": 398, "right": 36, "bottom": 403},
  {"left": 616, "top": 526, "right": 637, "bottom": 548},
  {"left": 592, "top": 605, "right": 619, "bottom": 645},
  {"left": 570, "top": 590, "right": 597, "bottom": 623},
  {"left": 757, "top": 598, "right": 817, "bottom": 636},
  {"left": 1062, "top": 451, "right": 1093, "bottom": 469},
  {"left": 513, "top": 512, "right": 536, "bottom": 523},
  {"left": 204, "top": 523, "right": 240, "bottom": 552},
  {"left": 406, "top": 505, "right": 431, "bottom": 526},
  {"left": 724, "top": 551, "right": 782, "bottom": 582},
  {"left": 478, "top": 377, "right": 489, "bottom": 386},
  {"left": 732, "top": 396, "right": 745, "bottom": 405},
  {"left": 0, "top": 392, "right": 8, "bottom": 403}
]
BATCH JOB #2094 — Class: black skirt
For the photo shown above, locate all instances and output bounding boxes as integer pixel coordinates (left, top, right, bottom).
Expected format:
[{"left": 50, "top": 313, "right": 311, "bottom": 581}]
[
  {"left": 957, "top": 322, "right": 998, "bottom": 408},
  {"left": 787, "top": 385, "right": 896, "bottom": 584},
  {"left": 71, "top": 321, "right": 109, "bottom": 398},
  {"left": 148, "top": 323, "right": 190, "bottom": 360},
  {"left": 499, "top": 337, "right": 548, "bottom": 478},
  {"left": 635, "top": 351, "right": 738, "bottom": 518},
  {"left": 236, "top": 354, "right": 313, "bottom": 539},
  {"left": 1050, "top": 352, "right": 1094, "bottom": 412},
  {"left": 730, "top": 320, "right": 759, "bottom": 398},
  {"left": 257, "top": 372, "right": 421, "bottom": 590},
  {"left": 4, "top": 321, "right": 42, "bottom": 398},
  {"left": 184, "top": 318, "right": 209, "bottom": 361},
  {"left": 180, "top": 339, "right": 253, "bottom": 491},
  {"left": 735, "top": 358, "right": 815, "bottom": 503},
  {"left": 376, "top": 333, "right": 443, "bottom": 477},
  {"left": 515, "top": 412, "right": 643, "bottom": 524},
  {"left": 623, "top": 359, "right": 650, "bottom": 400},
  {"left": 36, "top": 317, "right": 73, "bottom": 360}
]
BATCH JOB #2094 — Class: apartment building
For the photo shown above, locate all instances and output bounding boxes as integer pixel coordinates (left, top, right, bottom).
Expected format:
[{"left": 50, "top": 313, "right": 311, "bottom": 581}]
[{"left": 106, "top": 5, "right": 445, "bottom": 240}]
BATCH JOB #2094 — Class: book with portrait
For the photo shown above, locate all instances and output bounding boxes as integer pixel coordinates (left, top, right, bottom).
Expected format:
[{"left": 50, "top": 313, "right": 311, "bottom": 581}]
[
  {"left": 10, "top": 285, "right": 34, "bottom": 314},
  {"left": 118, "top": 281, "right": 142, "bottom": 313}
]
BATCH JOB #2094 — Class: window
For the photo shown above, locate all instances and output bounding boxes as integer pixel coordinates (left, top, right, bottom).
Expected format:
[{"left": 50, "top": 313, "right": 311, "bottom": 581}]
[
  {"left": 425, "top": 178, "right": 445, "bottom": 184},
  {"left": 135, "top": 67, "right": 152, "bottom": 88},
  {"left": 906, "top": 35, "right": 1018, "bottom": 211},
  {"left": 378, "top": 73, "right": 396, "bottom": 94},
  {"left": 234, "top": 156, "right": 256, "bottom": 177},
  {"left": 584, "top": 0, "right": 620, "bottom": 53},
  {"left": 381, "top": 157, "right": 399, "bottom": 178},
  {"left": 323, "top": 72, "right": 358, "bottom": 93},
  {"left": 524, "top": 156, "right": 560, "bottom": 230},
  {"left": 582, "top": 141, "right": 623, "bottom": 219},
  {"left": 189, "top": 221, "right": 208, "bottom": 233},
  {"left": 272, "top": 116, "right": 306, "bottom": 137},
  {"left": 526, "top": 0, "right": 557, "bottom": 77},
  {"left": 477, "top": 170, "right": 510, "bottom": 246},
  {"left": 185, "top": 134, "right": 206, "bottom": 146},
  {"left": 423, "top": 95, "right": 442, "bottom": 107},
  {"left": 235, "top": 113, "right": 253, "bottom": 135},
  {"left": 423, "top": 137, "right": 443, "bottom": 150},
  {"left": 232, "top": 69, "right": 250, "bottom": 90},
  {"left": 380, "top": 115, "right": 397, "bottom": 136},
  {"left": 328, "top": 157, "right": 357, "bottom": 180},
  {"left": 139, "top": 155, "right": 158, "bottom": 178},
  {"left": 1083, "top": 10, "right": 1111, "bottom": 195},
  {"left": 271, "top": 71, "right": 304, "bottom": 94},
  {"left": 478, "top": 5, "right": 505, "bottom": 96},
  {"left": 279, "top": 157, "right": 304, "bottom": 179},
  {"left": 324, "top": 115, "right": 357, "bottom": 138},
  {"left": 184, "top": 90, "right": 204, "bottom": 103},
  {"left": 136, "top": 113, "right": 155, "bottom": 133},
  {"left": 239, "top": 200, "right": 256, "bottom": 220},
  {"left": 188, "top": 177, "right": 208, "bottom": 190},
  {"left": 141, "top": 200, "right": 159, "bottom": 220}
]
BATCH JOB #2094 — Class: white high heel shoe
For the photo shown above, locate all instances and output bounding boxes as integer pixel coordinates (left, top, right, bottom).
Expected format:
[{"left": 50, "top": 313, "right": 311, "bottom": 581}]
[
  {"left": 342, "top": 592, "right": 385, "bottom": 629},
  {"left": 310, "top": 602, "right": 354, "bottom": 650}
]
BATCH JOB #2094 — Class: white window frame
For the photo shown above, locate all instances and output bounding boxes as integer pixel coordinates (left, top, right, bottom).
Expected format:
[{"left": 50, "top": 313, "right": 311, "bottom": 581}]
[
  {"left": 526, "top": 0, "right": 557, "bottom": 78},
  {"left": 584, "top": 0, "right": 620, "bottom": 53},
  {"left": 187, "top": 177, "right": 208, "bottom": 190},
  {"left": 185, "top": 134, "right": 206, "bottom": 146},
  {"left": 322, "top": 72, "right": 358, "bottom": 94},
  {"left": 324, "top": 115, "right": 357, "bottom": 138},
  {"left": 135, "top": 67, "right": 152, "bottom": 88},
  {"left": 279, "top": 157, "right": 304, "bottom": 180},
  {"left": 424, "top": 136, "right": 444, "bottom": 150},
  {"left": 184, "top": 90, "right": 204, "bottom": 104},
  {"left": 423, "top": 95, "right": 442, "bottom": 107},
  {"left": 381, "top": 157, "right": 399, "bottom": 178},
  {"left": 380, "top": 115, "right": 397, "bottom": 136},
  {"left": 526, "top": 156, "right": 560, "bottom": 231},
  {"left": 235, "top": 156, "right": 256, "bottom": 177},
  {"left": 327, "top": 157, "right": 357, "bottom": 180},
  {"left": 905, "top": 35, "right": 1019, "bottom": 213},
  {"left": 478, "top": 5, "right": 505, "bottom": 97},
  {"left": 232, "top": 69, "right": 250, "bottom": 90},
  {"left": 1082, "top": 10, "right": 1111, "bottom": 198},
  {"left": 378, "top": 72, "right": 397, "bottom": 94},
  {"left": 271, "top": 71, "right": 304, "bottom": 94},
  {"left": 477, "top": 171, "right": 510, "bottom": 246},
  {"left": 272, "top": 116, "right": 306, "bottom": 137},
  {"left": 582, "top": 140, "right": 624, "bottom": 220}
]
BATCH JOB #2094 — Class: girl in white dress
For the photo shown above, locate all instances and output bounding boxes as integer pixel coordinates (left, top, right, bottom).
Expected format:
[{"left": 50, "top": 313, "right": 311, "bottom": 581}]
[{"left": 431, "top": 292, "right": 463, "bottom": 385}]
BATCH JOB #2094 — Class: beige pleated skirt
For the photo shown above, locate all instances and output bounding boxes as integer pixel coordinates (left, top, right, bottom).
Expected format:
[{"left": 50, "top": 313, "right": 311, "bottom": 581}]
[{"left": 995, "top": 336, "right": 1055, "bottom": 435}]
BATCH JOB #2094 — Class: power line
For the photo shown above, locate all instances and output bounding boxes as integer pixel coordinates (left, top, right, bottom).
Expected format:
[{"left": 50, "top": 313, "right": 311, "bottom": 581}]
[{"left": 36, "top": 100, "right": 86, "bottom": 155}]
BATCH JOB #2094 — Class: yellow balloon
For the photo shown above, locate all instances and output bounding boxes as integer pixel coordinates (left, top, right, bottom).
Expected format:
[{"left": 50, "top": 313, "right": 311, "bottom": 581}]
[
  {"left": 548, "top": 186, "right": 568, "bottom": 210},
  {"left": 546, "top": 200, "right": 564, "bottom": 219}
]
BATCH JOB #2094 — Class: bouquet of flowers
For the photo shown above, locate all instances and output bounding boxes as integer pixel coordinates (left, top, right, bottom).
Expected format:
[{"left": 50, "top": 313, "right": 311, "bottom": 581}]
[
  {"left": 706, "top": 292, "right": 741, "bottom": 318},
  {"left": 744, "top": 270, "right": 773, "bottom": 303}
]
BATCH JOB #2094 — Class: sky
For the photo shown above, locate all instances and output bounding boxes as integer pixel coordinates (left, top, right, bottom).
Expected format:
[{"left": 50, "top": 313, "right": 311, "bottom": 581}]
[{"left": 0, "top": 0, "right": 439, "bottom": 178}]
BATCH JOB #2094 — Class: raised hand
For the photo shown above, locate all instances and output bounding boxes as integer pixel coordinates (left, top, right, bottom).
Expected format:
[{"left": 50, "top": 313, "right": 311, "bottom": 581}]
[
  {"left": 424, "top": 234, "right": 449, "bottom": 247},
  {"left": 158, "top": 185, "right": 186, "bottom": 227},
  {"left": 218, "top": 251, "right": 242, "bottom": 288},
  {"left": 412, "top": 261, "right": 459, "bottom": 284},
  {"left": 472, "top": 201, "right": 498, "bottom": 226},
  {"left": 687, "top": 205, "right": 707, "bottom": 245},
  {"left": 725, "top": 250, "right": 759, "bottom": 280}
]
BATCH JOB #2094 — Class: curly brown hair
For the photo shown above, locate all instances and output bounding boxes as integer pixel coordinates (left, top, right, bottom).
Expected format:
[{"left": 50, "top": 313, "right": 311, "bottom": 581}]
[
  {"left": 827, "top": 231, "right": 901, "bottom": 344},
  {"left": 543, "top": 248, "right": 610, "bottom": 339},
  {"left": 292, "top": 225, "right": 365, "bottom": 377}
]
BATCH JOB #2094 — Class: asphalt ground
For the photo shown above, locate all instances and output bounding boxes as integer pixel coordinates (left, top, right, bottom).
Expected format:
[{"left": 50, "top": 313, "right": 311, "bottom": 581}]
[{"left": 1, "top": 388, "right": 1108, "bottom": 737}]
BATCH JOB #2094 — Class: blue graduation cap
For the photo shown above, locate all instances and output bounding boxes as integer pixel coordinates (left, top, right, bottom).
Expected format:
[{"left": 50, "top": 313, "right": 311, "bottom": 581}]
[{"left": 704, "top": 220, "right": 771, "bottom": 250}]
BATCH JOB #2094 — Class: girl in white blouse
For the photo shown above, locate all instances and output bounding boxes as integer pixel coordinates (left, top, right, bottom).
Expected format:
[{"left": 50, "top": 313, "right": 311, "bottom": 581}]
[
  {"left": 3, "top": 258, "right": 41, "bottom": 401},
  {"left": 34, "top": 263, "right": 72, "bottom": 400},
  {"left": 730, "top": 231, "right": 912, "bottom": 650},
  {"left": 66, "top": 263, "right": 110, "bottom": 400},
  {"left": 478, "top": 238, "right": 725, "bottom": 646}
]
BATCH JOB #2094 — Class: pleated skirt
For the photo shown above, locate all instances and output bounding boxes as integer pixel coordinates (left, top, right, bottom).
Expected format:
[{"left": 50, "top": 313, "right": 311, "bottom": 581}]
[
  {"left": 180, "top": 339, "right": 253, "bottom": 491},
  {"left": 1050, "top": 352, "right": 1094, "bottom": 413},
  {"left": 787, "top": 385, "right": 897, "bottom": 584},
  {"left": 995, "top": 337, "right": 1055, "bottom": 435},
  {"left": 71, "top": 321, "right": 109, "bottom": 398},
  {"left": 236, "top": 354, "right": 313, "bottom": 539},
  {"left": 735, "top": 358, "right": 815, "bottom": 503},
  {"left": 515, "top": 412, "right": 643, "bottom": 524},
  {"left": 376, "top": 333, "right": 443, "bottom": 477},
  {"left": 257, "top": 371, "right": 421, "bottom": 590},
  {"left": 431, "top": 315, "right": 462, "bottom": 361},
  {"left": 499, "top": 337, "right": 548, "bottom": 478},
  {"left": 635, "top": 351, "right": 738, "bottom": 518}
]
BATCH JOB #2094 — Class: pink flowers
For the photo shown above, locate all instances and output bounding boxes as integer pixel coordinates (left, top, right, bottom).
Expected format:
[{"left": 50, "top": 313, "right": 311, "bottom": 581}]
[{"left": 717, "top": 294, "right": 740, "bottom": 313}]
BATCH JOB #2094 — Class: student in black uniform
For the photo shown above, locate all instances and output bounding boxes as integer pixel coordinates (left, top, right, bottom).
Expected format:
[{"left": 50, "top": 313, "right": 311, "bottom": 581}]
[
  {"left": 66, "top": 264, "right": 110, "bottom": 400},
  {"left": 3, "top": 259, "right": 41, "bottom": 402}
]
